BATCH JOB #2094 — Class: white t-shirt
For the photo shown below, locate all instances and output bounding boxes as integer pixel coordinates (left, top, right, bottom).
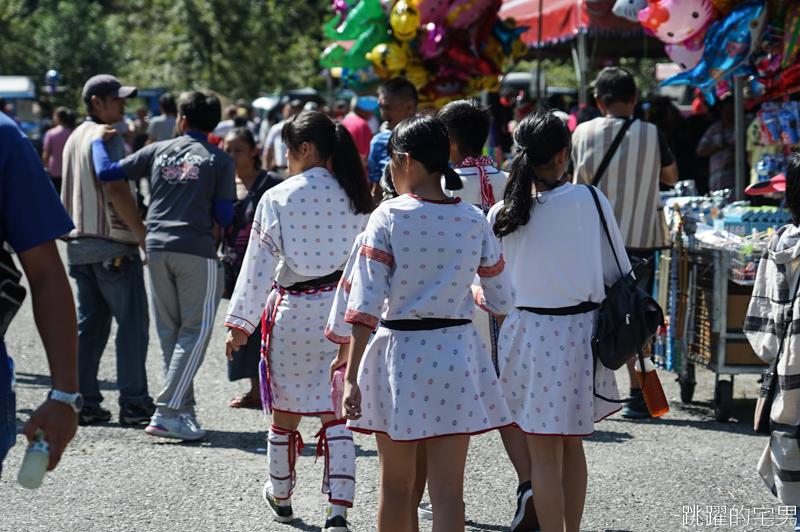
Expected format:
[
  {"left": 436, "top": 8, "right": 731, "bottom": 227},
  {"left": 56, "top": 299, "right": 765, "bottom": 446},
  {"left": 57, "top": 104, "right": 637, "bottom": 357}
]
[
  {"left": 213, "top": 119, "right": 234, "bottom": 138},
  {"left": 487, "top": 182, "right": 631, "bottom": 308},
  {"left": 265, "top": 120, "right": 289, "bottom": 167},
  {"left": 444, "top": 166, "right": 508, "bottom": 207}
]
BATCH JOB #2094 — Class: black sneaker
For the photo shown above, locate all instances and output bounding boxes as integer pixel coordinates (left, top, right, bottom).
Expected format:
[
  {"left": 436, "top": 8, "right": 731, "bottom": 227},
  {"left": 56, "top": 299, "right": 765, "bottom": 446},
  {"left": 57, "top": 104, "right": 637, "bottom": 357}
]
[
  {"left": 511, "top": 480, "right": 539, "bottom": 531},
  {"left": 323, "top": 515, "right": 350, "bottom": 532},
  {"left": 262, "top": 484, "right": 294, "bottom": 523},
  {"left": 621, "top": 391, "right": 652, "bottom": 419},
  {"left": 78, "top": 405, "right": 112, "bottom": 426},
  {"left": 119, "top": 404, "right": 155, "bottom": 426}
]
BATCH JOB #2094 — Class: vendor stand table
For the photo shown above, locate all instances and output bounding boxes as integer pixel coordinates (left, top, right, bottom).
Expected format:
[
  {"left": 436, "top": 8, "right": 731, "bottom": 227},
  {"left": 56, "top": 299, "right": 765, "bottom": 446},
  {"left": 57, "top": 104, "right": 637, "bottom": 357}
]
[{"left": 661, "top": 241, "right": 767, "bottom": 422}]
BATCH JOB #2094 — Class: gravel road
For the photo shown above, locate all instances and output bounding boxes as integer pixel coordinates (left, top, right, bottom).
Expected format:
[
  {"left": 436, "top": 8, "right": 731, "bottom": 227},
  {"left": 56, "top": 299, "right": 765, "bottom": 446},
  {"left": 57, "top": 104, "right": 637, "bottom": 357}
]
[{"left": 0, "top": 242, "right": 791, "bottom": 531}]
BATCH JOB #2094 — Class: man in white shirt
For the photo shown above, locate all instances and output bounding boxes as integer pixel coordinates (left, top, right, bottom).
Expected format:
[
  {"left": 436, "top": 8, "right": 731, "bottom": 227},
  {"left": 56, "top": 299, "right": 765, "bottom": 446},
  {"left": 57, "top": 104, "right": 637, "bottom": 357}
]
[
  {"left": 262, "top": 100, "right": 302, "bottom": 174},
  {"left": 212, "top": 105, "right": 238, "bottom": 139}
]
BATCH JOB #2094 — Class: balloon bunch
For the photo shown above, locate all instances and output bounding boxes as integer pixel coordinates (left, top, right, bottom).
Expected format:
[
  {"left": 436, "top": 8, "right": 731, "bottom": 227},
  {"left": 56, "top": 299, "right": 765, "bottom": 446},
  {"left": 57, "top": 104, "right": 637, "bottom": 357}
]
[
  {"left": 615, "top": 0, "right": 800, "bottom": 106},
  {"left": 319, "top": 0, "right": 529, "bottom": 107}
]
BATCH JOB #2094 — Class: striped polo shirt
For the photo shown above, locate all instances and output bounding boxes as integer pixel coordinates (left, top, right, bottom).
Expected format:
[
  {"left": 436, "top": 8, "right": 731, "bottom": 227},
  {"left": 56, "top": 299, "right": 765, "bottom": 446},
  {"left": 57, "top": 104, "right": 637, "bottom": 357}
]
[{"left": 571, "top": 117, "right": 668, "bottom": 252}]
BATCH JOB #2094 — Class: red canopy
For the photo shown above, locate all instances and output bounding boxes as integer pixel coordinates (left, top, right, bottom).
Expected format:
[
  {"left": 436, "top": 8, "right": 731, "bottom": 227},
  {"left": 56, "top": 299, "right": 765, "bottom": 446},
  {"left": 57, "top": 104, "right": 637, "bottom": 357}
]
[{"left": 499, "top": 0, "right": 643, "bottom": 47}]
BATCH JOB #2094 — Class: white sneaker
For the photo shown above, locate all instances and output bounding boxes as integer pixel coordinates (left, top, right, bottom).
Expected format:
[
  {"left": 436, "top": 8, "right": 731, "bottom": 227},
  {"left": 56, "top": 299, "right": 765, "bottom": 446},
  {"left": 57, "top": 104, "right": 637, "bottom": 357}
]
[
  {"left": 144, "top": 413, "right": 206, "bottom": 441},
  {"left": 418, "top": 502, "right": 433, "bottom": 521}
]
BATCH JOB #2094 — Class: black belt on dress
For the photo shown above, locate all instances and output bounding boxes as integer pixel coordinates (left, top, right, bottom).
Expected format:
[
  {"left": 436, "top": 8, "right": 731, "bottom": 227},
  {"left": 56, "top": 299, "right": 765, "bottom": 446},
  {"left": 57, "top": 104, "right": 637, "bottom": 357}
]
[
  {"left": 281, "top": 270, "right": 343, "bottom": 292},
  {"left": 517, "top": 302, "right": 601, "bottom": 316},
  {"left": 380, "top": 318, "right": 472, "bottom": 331}
]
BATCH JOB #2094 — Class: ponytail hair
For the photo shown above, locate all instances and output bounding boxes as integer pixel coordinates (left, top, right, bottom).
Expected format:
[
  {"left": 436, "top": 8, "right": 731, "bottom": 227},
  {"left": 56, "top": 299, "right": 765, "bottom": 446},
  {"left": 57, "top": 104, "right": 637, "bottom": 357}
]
[
  {"left": 386, "top": 115, "right": 462, "bottom": 191},
  {"left": 225, "top": 126, "right": 261, "bottom": 170},
  {"left": 493, "top": 111, "right": 572, "bottom": 238},
  {"left": 282, "top": 111, "right": 374, "bottom": 215}
]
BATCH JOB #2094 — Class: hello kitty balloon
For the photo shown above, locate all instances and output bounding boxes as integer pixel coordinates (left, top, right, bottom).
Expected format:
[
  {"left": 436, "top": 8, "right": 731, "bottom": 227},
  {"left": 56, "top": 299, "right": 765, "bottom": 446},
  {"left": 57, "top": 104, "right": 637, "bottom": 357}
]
[
  {"left": 665, "top": 42, "right": 705, "bottom": 70},
  {"left": 612, "top": 0, "right": 648, "bottom": 23},
  {"left": 638, "top": 0, "right": 717, "bottom": 44}
]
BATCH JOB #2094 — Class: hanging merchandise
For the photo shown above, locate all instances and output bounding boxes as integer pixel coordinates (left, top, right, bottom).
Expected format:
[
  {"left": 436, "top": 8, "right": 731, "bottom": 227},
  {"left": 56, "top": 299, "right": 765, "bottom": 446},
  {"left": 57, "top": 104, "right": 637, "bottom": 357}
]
[
  {"left": 612, "top": 0, "right": 650, "bottom": 23},
  {"left": 783, "top": 1, "right": 800, "bottom": 69},
  {"left": 637, "top": 0, "right": 718, "bottom": 44},
  {"left": 660, "top": 0, "right": 767, "bottom": 106},
  {"left": 319, "top": 0, "right": 528, "bottom": 106}
]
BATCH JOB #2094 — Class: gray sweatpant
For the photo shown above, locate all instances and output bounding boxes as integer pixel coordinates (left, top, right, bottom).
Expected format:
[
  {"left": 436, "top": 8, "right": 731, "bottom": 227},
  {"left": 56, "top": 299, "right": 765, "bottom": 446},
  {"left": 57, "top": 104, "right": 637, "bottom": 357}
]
[{"left": 148, "top": 251, "right": 223, "bottom": 418}]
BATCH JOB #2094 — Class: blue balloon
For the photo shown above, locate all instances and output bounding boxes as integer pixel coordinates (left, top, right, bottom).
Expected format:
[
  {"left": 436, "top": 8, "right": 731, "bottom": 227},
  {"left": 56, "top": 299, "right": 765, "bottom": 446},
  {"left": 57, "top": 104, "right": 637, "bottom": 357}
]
[
  {"left": 45, "top": 69, "right": 60, "bottom": 86},
  {"left": 661, "top": 0, "right": 766, "bottom": 106},
  {"left": 491, "top": 18, "right": 528, "bottom": 57}
]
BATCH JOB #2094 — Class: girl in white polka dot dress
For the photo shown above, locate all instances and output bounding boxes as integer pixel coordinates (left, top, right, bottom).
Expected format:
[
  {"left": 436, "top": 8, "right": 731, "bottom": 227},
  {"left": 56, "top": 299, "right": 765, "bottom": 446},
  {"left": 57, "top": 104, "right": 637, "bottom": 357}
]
[
  {"left": 487, "top": 112, "right": 626, "bottom": 532},
  {"left": 224, "top": 111, "right": 374, "bottom": 530},
  {"left": 340, "top": 116, "right": 515, "bottom": 532}
]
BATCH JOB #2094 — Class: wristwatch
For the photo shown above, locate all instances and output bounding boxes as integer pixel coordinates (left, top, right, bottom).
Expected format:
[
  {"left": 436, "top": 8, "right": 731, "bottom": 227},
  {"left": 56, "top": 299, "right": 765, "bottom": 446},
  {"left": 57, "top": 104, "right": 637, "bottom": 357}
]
[{"left": 47, "top": 390, "right": 84, "bottom": 413}]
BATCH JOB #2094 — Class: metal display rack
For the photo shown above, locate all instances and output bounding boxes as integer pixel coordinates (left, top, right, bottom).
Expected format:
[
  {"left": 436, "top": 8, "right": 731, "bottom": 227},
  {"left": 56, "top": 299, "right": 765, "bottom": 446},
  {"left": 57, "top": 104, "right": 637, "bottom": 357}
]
[{"left": 666, "top": 241, "right": 767, "bottom": 422}]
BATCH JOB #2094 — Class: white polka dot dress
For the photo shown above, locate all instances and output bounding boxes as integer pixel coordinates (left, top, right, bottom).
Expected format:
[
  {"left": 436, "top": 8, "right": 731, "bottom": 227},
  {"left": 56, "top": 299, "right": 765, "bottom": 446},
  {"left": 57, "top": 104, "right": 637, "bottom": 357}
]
[
  {"left": 225, "top": 167, "right": 369, "bottom": 415},
  {"left": 487, "top": 183, "right": 628, "bottom": 436},
  {"left": 343, "top": 194, "right": 516, "bottom": 441},
  {"left": 498, "top": 309, "right": 620, "bottom": 435}
]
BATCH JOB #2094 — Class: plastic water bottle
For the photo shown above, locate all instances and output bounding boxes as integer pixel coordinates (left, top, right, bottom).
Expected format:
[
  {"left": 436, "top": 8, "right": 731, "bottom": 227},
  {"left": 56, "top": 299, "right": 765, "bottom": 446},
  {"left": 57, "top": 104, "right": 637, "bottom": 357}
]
[
  {"left": 8, "top": 357, "right": 14, "bottom": 392},
  {"left": 634, "top": 358, "right": 670, "bottom": 417},
  {"left": 18, "top": 429, "right": 49, "bottom": 489}
]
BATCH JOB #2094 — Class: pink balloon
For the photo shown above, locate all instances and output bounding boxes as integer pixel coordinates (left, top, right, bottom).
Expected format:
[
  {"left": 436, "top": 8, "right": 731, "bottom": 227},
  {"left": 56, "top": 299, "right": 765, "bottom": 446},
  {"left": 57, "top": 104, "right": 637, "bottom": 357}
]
[
  {"left": 638, "top": 0, "right": 717, "bottom": 44},
  {"left": 416, "top": 0, "right": 451, "bottom": 25},
  {"left": 665, "top": 42, "right": 705, "bottom": 70}
]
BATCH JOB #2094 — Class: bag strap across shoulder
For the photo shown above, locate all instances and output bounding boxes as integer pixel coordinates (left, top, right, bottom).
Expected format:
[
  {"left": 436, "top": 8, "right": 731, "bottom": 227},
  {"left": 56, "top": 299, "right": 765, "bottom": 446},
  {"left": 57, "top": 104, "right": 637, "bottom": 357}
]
[
  {"left": 586, "top": 185, "right": 623, "bottom": 277},
  {"left": 592, "top": 118, "right": 634, "bottom": 187}
]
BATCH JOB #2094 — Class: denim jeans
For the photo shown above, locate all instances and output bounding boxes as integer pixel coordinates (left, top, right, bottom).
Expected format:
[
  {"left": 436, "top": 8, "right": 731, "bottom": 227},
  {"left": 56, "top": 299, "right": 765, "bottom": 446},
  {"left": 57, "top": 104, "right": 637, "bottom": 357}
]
[
  {"left": 69, "top": 255, "right": 153, "bottom": 409},
  {"left": 0, "top": 392, "right": 16, "bottom": 479}
]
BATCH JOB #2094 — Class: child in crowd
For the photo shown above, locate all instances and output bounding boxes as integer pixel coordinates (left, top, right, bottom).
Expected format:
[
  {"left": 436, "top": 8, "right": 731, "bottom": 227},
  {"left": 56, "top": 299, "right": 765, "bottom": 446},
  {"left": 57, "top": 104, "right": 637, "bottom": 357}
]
[
  {"left": 437, "top": 100, "right": 535, "bottom": 531},
  {"left": 340, "top": 115, "right": 515, "bottom": 532},
  {"left": 224, "top": 111, "right": 374, "bottom": 532},
  {"left": 487, "top": 112, "right": 625, "bottom": 532},
  {"left": 437, "top": 99, "right": 507, "bottom": 212}
]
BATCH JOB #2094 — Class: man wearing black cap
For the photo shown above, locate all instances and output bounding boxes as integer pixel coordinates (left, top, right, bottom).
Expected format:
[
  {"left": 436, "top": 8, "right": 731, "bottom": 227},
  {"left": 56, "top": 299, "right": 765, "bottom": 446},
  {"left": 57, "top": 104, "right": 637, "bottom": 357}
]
[{"left": 60, "top": 75, "right": 155, "bottom": 427}]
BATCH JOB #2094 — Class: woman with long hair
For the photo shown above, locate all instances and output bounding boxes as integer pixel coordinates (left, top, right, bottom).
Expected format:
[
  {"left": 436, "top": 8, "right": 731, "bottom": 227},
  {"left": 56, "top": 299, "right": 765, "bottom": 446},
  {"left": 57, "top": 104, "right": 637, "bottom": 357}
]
[
  {"left": 225, "top": 111, "right": 374, "bottom": 531},
  {"left": 340, "top": 115, "right": 515, "bottom": 532},
  {"left": 488, "top": 111, "right": 626, "bottom": 532}
]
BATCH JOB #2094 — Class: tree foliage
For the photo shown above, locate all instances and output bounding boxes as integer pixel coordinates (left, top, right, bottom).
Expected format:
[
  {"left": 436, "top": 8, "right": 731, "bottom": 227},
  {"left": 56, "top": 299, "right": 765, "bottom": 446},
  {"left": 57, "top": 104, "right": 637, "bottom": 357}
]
[{"left": 0, "top": 0, "right": 330, "bottom": 107}]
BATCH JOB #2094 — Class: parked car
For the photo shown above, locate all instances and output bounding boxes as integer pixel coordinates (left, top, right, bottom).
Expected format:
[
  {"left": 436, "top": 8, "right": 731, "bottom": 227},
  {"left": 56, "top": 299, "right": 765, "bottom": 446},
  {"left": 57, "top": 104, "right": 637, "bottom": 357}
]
[{"left": 0, "top": 76, "right": 43, "bottom": 152}]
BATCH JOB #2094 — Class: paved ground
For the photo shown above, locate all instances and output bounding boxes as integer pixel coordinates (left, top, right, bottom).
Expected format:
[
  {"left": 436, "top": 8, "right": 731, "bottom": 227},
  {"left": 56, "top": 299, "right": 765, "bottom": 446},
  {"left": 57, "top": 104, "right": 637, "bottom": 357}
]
[{"left": 0, "top": 242, "right": 793, "bottom": 531}]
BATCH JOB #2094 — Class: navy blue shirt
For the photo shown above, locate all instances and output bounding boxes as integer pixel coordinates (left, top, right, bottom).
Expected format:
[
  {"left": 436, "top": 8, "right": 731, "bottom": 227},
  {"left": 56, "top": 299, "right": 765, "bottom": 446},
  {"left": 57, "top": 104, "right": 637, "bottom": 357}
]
[{"left": 0, "top": 113, "right": 75, "bottom": 395}]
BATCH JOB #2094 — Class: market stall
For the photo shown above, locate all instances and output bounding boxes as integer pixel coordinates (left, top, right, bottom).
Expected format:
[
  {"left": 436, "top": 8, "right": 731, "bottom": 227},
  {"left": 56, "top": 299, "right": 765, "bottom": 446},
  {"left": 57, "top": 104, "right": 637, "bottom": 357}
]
[{"left": 655, "top": 182, "right": 791, "bottom": 421}]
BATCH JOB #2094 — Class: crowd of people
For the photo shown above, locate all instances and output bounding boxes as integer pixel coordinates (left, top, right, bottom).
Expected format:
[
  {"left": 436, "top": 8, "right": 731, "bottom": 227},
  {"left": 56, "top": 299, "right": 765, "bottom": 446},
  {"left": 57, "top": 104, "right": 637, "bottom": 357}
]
[{"left": 1, "top": 64, "right": 798, "bottom": 532}]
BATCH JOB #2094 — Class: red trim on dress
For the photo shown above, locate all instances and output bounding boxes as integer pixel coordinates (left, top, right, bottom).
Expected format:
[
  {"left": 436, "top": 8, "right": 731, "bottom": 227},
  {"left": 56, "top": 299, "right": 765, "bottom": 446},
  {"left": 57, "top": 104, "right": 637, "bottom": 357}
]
[
  {"left": 477, "top": 254, "right": 505, "bottom": 278},
  {"left": 360, "top": 245, "right": 393, "bottom": 267},
  {"left": 346, "top": 422, "right": 514, "bottom": 442},
  {"left": 271, "top": 407, "right": 336, "bottom": 416},
  {"left": 225, "top": 322, "right": 251, "bottom": 335},
  {"left": 340, "top": 277, "right": 352, "bottom": 294},
  {"left": 510, "top": 407, "right": 622, "bottom": 437},
  {"left": 406, "top": 193, "right": 462, "bottom": 205},
  {"left": 325, "top": 326, "right": 351, "bottom": 345},
  {"left": 225, "top": 314, "right": 258, "bottom": 330},
  {"left": 344, "top": 309, "right": 379, "bottom": 330}
]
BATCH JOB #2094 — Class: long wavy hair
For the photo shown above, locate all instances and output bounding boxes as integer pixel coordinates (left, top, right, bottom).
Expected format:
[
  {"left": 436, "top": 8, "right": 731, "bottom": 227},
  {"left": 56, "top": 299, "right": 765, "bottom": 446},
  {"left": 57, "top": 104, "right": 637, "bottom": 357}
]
[
  {"left": 787, "top": 151, "right": 800, "bottom": 226},
  {"left": 493, "top": 112, "right": 572, "bottom": 238}
]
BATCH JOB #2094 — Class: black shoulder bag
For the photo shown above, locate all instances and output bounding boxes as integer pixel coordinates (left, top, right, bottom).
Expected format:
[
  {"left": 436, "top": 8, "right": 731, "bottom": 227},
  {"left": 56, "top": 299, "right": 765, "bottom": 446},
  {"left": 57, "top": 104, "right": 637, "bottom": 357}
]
[
  {"left": 754, "top": 271, "right": 800, "bottom": 435},
  {"left": 587, "top": 185, "right": 665, "bottom": 403},
  {"left": 591, "top": 118, "right": 634, "bottom": 186}
]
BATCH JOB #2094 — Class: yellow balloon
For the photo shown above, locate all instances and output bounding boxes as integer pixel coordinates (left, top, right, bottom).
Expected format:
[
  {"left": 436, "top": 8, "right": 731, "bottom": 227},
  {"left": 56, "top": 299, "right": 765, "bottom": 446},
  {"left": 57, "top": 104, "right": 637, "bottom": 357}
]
[
  {"left": 401, "top": 62, "right": 433, "bottom": 89},
  {"left": 391, "top": 0, "right": 420, "bottom": 42},
  {"left": 365, "top": 42, "right": 409, "bottom": 72}
]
